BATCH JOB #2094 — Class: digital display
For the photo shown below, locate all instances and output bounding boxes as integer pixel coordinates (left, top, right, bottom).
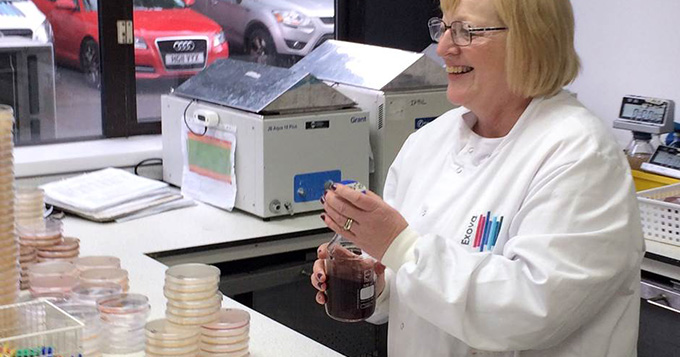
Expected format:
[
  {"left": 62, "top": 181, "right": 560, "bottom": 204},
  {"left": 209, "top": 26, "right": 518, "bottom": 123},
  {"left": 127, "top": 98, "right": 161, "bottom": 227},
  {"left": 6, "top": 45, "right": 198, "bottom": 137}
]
[
  {"left": 619, "top": 97, "right": 668, "bottom": 124},
  {"left": 650, "top": 146, "right": 680, "bottom": 169}
]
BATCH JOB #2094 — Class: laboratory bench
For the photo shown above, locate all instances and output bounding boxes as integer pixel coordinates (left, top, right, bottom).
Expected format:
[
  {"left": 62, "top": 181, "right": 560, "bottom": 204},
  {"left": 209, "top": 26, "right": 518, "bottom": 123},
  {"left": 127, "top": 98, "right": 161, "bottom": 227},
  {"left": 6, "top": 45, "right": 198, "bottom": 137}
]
[
  {"left": 61, "top": 202, "right": 345, "bottom": 357},
  {"left": 60, "top": 197, "right": 680, "bottom": 357}
]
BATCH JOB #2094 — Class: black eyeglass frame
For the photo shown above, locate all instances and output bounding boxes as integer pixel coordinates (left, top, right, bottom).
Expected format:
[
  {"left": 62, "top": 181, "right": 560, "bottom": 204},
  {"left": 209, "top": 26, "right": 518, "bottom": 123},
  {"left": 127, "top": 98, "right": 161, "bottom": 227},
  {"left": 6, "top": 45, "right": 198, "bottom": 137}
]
[{"left": 428, "top": 17, "right": 508, "bottom": 46}]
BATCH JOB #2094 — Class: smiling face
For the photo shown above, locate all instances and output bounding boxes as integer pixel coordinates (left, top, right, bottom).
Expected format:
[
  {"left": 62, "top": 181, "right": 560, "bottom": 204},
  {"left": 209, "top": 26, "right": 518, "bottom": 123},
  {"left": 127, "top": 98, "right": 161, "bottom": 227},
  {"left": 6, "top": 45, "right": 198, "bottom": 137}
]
[{"left": 436, "top": 0, "right": 509, "bottom": 109}]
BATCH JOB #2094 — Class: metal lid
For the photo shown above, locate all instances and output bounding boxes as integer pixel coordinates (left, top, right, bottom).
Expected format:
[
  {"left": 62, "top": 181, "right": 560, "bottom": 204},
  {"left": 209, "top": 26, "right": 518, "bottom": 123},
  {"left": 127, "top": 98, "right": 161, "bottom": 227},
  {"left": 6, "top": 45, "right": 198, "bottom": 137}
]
[
  {"left": 291, "top": 40, "right": 448, "bottom": 91},
  {"left": 422, "top": 43, "right": 446, "bottom": 69},
  {"left": 174, "top": 59, "right": 355, "bottom": 114}
]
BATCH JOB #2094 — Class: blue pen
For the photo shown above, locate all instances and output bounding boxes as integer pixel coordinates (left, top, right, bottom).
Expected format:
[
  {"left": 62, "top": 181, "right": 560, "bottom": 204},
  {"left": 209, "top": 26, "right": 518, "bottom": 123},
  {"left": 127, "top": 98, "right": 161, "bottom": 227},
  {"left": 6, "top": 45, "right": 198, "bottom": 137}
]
[
  {"left": 487, "top": 217, "right": 498, "bottom": 251},
  {"left": 480, "top": 211, "right": 491, "bottom": 252},
  {"left": 490, "top": 216, "right": 504, "bottom": 250},
  {"left": 46, "top": 347, "right": 52, "bottom": 357}
]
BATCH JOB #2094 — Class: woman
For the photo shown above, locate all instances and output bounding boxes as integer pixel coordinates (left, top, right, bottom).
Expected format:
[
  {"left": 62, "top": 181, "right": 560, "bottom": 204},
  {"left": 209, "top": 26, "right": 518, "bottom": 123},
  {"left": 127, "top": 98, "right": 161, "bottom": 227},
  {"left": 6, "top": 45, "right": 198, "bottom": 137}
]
[{"left": 312, "top": 0, "right": 644, "bottom": 356}]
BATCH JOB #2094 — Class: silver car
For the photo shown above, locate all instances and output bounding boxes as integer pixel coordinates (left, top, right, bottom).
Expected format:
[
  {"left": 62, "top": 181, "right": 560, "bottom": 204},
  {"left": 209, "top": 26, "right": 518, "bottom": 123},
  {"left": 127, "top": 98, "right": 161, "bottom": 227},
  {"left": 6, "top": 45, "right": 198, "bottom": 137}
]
[{"left": 193, "top": 0, "right": 334, "bottom": 66}]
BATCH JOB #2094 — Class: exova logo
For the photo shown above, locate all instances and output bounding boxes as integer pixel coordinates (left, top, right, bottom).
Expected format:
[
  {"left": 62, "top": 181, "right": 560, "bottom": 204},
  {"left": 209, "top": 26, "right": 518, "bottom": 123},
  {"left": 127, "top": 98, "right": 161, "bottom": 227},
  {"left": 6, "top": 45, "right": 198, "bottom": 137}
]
[{"left": 350, "top": 116, "right": 367, "bottom": 124}]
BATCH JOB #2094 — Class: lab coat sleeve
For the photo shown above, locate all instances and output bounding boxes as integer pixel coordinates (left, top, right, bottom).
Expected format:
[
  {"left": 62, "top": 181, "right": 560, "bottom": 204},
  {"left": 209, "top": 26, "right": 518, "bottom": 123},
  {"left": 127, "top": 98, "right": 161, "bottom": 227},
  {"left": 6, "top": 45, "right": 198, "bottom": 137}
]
[
  {"left": 365, "top": 134, "right": 417, "bottom": 325},
  {"left": 381, "top": 141, "right": 644, "bottom": 351}
]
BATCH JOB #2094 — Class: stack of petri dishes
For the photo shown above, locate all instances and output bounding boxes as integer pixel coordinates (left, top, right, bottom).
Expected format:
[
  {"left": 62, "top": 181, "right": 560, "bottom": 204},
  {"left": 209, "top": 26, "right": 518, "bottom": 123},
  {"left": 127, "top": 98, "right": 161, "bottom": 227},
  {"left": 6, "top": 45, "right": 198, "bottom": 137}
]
[
  {"left": 27, "top": 261, "right": 79, "bottom": 298},
  {"left": 15, "top": 186, "right": 45, "bottom": 228},
  {"left": 80, "top": 268, "right": 129, "bottom": 292},
  {"left": 0, "top": 104, "right": 17, "bottom": 306},
  {"left": 57, "top": 302, "right": 103, "bottom": 357},
  {"left": 36, "top": 236, "right": 80, "bottom": 262},
  {"left": 74, "top": 256, "right": 121, "bottom": 273},
  {"left": 146, "top": 318, "right": 200, "bottom": 356},
  {"left": 199, "top": 309, "right": 251, "bottom": 357},
  {"left": 165, "top": 264, "right": 222, "bottom": 328},
  {"left": 16, "top": 218, "right": 63, "bottom": 250},
  {"left": 19, "top": 245, "right": 36, "bottom": 290},
  {"left": 71, "top": 282, "right": 123, "bottom": 306},
  {"left": 97, "top": 293, "right": 151, "bottom": 354}
]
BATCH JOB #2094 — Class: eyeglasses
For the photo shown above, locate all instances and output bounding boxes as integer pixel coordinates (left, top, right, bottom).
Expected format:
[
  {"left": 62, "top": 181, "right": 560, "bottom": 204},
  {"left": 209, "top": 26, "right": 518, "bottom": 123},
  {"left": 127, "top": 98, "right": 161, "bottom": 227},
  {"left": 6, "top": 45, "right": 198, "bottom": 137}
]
[{"left": 428, "top": 17, "right": 508, "bottom": 46}]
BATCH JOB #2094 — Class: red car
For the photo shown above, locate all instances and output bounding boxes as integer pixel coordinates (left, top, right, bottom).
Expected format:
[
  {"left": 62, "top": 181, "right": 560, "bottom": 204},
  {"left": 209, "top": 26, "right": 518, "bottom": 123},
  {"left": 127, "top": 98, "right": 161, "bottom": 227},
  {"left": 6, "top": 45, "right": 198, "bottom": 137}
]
[{"left": 32, "top": 0, "right": 229, "bottom": 87}]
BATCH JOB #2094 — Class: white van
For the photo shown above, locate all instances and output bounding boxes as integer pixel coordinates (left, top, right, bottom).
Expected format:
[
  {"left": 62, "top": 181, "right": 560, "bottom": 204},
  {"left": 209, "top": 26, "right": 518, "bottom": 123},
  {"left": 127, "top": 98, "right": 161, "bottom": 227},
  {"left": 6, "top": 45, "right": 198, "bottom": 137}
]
[{"left": 0, "top": 0, "right": 53, "bottom": 43}]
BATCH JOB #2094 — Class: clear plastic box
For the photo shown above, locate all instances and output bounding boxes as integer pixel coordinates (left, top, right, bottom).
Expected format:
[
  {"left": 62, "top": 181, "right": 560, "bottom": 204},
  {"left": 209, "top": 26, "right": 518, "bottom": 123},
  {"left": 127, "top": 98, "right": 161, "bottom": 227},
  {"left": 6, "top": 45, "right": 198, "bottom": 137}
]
[{"left": 0, "top": 299, "right": 84, "bottom": 355}]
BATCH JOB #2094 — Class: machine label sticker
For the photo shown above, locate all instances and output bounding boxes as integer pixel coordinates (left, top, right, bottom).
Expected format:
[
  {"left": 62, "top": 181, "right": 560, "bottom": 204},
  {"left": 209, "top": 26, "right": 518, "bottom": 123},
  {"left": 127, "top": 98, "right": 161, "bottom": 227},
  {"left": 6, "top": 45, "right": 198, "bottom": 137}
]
[
  {"left": 350, "top": 116, "right": 367, "bottom": 124},
  {"left": 415, "top": 117, "right": 436, "bottom": 130},
  {"left": 267, "top": 124, "right": 298, "bottom": 132},
  {"left": 306, "top": 120, "right": 330, "bottom": 129},
  {"left": 186, "top": 132, "right": 233, "bottom": 183}
]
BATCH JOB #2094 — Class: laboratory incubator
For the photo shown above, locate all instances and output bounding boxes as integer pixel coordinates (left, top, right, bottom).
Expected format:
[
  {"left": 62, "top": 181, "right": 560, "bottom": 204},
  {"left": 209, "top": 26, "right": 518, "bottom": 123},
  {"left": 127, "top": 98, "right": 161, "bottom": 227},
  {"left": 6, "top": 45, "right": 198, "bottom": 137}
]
[
  {"left": 162, "top": 59, "right": 370, "bottom": 219},
  {"left": 291, "top": 40, "right": 455, "bottom": 196}
]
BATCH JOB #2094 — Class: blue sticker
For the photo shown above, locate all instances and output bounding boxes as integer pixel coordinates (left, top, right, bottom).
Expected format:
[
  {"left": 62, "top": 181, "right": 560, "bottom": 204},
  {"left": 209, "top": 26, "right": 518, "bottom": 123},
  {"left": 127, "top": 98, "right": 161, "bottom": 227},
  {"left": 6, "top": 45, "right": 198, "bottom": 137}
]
[
  {"left": 415, "top": 117, "right": 436, "bottom": 130},
  {"left": 294, "top": 170, "right": 342, "bottom": 202}
]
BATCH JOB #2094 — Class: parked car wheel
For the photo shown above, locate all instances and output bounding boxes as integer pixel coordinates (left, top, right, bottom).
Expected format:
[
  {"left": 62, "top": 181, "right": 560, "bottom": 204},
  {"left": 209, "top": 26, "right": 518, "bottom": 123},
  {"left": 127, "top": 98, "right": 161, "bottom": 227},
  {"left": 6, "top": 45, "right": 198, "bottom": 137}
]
[
  {"left": 80, "top": 39, "right": 101, "bottom": 89},
  {"left": 246, "top": 27, "right": 277, "bottom": 66}
]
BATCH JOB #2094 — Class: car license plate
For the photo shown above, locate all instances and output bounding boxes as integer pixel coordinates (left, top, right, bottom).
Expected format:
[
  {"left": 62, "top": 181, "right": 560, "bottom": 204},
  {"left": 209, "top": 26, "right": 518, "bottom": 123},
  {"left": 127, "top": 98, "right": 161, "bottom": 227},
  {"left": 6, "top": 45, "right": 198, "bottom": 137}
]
[{"left": 165, "top": 53, "right": 204, "bottom": 65}]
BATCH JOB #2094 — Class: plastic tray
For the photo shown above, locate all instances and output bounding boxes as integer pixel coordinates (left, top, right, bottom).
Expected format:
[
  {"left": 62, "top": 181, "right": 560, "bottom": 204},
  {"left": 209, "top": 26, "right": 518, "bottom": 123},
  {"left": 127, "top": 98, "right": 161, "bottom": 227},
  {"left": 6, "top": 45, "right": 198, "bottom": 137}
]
[{"left": 637, "top": 183, "right": 680, "bottom": 248}]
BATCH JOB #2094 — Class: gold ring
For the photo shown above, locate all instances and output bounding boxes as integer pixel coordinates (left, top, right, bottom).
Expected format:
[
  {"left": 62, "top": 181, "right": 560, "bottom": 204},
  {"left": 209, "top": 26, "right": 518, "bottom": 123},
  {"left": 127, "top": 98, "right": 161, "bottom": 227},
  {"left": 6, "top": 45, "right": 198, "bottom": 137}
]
[{"left": 343, "top": 218, "right": 354, "bottom": 231}]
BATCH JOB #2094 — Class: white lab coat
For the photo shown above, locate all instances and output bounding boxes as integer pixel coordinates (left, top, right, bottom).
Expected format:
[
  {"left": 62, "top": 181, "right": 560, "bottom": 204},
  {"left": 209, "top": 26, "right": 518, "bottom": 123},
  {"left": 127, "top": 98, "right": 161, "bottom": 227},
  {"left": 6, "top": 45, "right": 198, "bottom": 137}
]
[{"left": 371, "top": 90, "right": 645, "bottom": 356}]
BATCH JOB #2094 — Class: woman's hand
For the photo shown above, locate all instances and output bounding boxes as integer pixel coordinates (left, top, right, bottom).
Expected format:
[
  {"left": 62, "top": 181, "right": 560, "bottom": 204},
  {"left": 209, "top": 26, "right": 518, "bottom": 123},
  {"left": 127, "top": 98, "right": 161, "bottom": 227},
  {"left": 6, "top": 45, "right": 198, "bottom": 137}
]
[
  {"left": 320, "top": 183, "right": 408, "bottom": 260},
  {"left": 311, "top": 243, "right": 386, "bottom": 305}
]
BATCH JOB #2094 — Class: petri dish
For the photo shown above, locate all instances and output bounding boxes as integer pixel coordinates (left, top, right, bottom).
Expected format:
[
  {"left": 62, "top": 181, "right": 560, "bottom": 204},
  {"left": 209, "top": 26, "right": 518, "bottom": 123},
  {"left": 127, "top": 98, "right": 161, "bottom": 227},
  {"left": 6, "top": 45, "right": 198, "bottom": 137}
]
[
  {"left": 198, "top": 349, "right": 249, "bottom": 357},
  {"left": 146, "top": 335, "right": 200, "bottom": 349},
  {"left": 19, "top": 237, "right": 63, "bottom": 248},
  {"left": 165, "top": 279, "right": 219, "bottom": 293},
  {"left": 28, "top": 261, "right": 77, "bottom": 279},
  {"left": 30, "top": 274, "right": 78, "bottom": 288},
  {"left": 40, "top": 237, "right": 80, "bottom": 252},
  {"left": 200, "top": 331, "right": 248, "bottom": 346},
  {"left": 164, "top": 287, "right": 219, "bottom": 302},
  {"left": 146, "top": 342, "right": 200, "bottom": 355},
  {"left": 145, "top": 318, "right": 200, "bottom": 340},
  {"left": 166, "top": 264, "right": 220, "bottom": 285},
  {"left": 72, "top": 283, "right": 123, "bottom": 305},
  {"left": 168, "top": 292, "right": 223, "bottom": 310},
  {"left": 80, "top": 268, "right": 128, "bottom": 284},
  {"left": 199, "top": 339, "right": 249, "bottom": 353},
  {"left": 166, "top": 303, "right": 221, "bottom": 318},
  {"left": 166, "top": 310, "right": 219, "bottom": 326},
  {"left": 74, "top": 256, "right": 121, "bottom": 271},
  {"left": 202, "top": 309, "right": 251, "bottom": 331},
  {"left": 146, "top": 350, "right": 200, "bottom": 357},
  {"left": 200, "top": 324, "right": 249, "bottom": 339},
  {"left": 37, "top": 249, "right": 79, "bottom": 259},
  {"left": 16, "top": 218, "right": 62, "bottom": 239},
  {"left": 97, "top": 293, "right": 149, "bottom": 315}
]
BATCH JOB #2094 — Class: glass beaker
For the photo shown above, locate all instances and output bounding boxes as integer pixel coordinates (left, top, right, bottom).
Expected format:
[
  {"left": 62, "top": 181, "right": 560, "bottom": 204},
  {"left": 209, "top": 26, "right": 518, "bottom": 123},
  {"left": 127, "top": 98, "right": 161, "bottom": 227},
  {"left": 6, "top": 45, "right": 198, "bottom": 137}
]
[
  {"left": 626, "top": 131, "right": 655, "bottom": 170},
  {"left": 324, "top": 233, "right": 376, "bottom": 322}
]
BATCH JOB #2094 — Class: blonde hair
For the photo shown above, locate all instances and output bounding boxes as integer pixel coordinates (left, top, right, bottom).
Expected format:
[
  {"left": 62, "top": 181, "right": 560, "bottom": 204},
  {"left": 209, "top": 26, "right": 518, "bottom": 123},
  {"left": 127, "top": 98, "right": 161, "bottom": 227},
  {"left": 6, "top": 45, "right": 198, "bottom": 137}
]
[{"left": 440, "top": 0, "right": 581, "bottom": 97}]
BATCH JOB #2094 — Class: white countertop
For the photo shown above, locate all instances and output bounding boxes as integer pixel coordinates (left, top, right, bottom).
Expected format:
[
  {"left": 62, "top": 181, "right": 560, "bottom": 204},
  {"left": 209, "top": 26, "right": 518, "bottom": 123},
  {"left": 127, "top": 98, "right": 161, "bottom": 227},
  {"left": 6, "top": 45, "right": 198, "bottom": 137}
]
[{"left": 62, "top": 202, "right": 341, "bottom": 357}]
